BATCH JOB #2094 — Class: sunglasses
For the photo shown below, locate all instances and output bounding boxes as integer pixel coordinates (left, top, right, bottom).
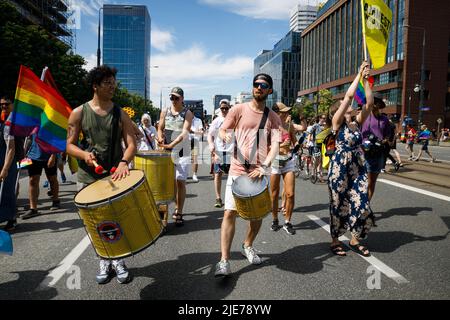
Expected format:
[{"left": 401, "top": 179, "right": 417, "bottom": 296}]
[
  {"left": 220, "top": 107, "right": 229, "bottom": 111},
  {"left": 170, "top": 95, "right": 180, "bottom": 101},
  {"left": 253, "top": 82, "right": 270, "bottom": 90}
]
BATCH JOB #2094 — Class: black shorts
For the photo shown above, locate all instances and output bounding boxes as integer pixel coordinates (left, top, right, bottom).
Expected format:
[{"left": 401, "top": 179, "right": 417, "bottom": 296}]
[{"left": 27, "top": 160, "right": 58, "bottom": 177}]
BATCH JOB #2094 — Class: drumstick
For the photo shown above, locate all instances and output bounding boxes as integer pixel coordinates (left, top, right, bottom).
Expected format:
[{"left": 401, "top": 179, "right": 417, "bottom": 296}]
[
  {"left": 92, "top": 160, "right": 105, "bottom": 174},
  {"left": 110, "top": 166, "right": 117, "bottom": 174}
]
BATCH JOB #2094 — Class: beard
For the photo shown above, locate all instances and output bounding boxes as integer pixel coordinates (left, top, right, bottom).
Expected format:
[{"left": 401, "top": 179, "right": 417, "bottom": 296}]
[{"left": 253, "top": 91, "right": 269, "bottom": 102}]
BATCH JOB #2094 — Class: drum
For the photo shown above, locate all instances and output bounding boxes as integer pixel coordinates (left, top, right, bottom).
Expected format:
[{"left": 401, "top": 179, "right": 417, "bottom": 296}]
[
  {"left": 134, "top": 151, "right": 175, "bottom": 204},
  {"left": 231, "top": 176, "right": 271, "bottom": 220},
  {"left": 74, "top": 170, "right": 163, "bottom": 259}
]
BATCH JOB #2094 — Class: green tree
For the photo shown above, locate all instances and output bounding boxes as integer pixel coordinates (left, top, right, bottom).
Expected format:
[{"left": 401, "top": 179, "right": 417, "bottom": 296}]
[{"left": 113, "top": 85, "right": 158, "bottom": 123}]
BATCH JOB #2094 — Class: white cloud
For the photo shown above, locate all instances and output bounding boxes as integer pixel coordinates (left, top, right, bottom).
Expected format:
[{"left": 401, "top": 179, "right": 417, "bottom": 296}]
[
  {"left": 150, "top": 45, "right": 253, "bottom": 102},
  {"left": 151, "top": 27, "right": 175, "bottom": 52},
  {"left": 199, "top": 0, "right": 319, "bottom": 20},
  {"left": 82, "top": 53, "right": 98, "bottom": 72}
]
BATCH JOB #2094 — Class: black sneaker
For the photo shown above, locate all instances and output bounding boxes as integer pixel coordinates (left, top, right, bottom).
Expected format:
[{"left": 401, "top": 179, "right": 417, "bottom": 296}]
[
  {"left": 393, "top": 162, "right": 400, "bottom": 172},
  {"left": 271, "top": 220, "right": 280, "bottom": 231},
  {"left": 283, "top": 222, "right": 296, "bottom": 235},
  {"left": 21, "top": 209, "right": 40, "bottom": 220},
  {"left": 3, "top": 219, "right": 17, "bottom": 232},
  {"left": 50, "top": 200, "right": 61, "bottom": 211},
  {"left": 214, "top": 198, "right": 223, "bottom": 208}
]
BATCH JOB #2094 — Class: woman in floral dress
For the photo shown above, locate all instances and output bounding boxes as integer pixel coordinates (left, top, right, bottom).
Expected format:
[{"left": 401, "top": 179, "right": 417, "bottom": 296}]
[{"left": 328, "top": 61, "right": 374, "bottom": 257}]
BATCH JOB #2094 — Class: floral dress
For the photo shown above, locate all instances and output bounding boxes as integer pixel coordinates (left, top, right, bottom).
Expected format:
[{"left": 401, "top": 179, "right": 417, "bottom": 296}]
[{"left": 327, "top": 121, "right": 373, "bottom": 240}]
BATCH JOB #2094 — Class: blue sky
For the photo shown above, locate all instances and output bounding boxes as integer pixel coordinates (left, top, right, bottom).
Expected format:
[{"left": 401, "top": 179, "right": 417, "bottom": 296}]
[{"left": 73, "top": 0, "right": 319, "bottom": 114}]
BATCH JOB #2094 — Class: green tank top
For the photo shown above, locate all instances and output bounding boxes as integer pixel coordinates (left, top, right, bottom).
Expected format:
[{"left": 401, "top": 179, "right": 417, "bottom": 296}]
[{"left": 78, "top": 103, "right": 123, "bottom": 184}]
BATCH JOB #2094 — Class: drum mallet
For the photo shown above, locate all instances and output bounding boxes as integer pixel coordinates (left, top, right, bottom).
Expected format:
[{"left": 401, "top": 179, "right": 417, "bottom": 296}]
[
  {"left": 110, "top": 167, "right": 117, "bottom": 174},
  {"left": 92, "top": 160, "right": 106, "bottom": 174}
]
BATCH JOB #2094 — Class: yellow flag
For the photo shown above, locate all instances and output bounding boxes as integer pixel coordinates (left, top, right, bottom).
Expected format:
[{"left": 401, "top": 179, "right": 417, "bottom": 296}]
[{"left": 361, "top": 0, "right": 393, "bottom": 69}]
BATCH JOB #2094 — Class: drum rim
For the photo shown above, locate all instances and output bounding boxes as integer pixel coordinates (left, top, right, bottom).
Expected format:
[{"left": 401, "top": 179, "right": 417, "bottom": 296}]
[
  {"left": 74, "top": 169, "right": 145, "bottom": 208},
  {"left": 136, "top": 151, "right": 172, "bottom": 158},
  {"left": 231, "top": 175, "right": 269, "bottom": 199}
]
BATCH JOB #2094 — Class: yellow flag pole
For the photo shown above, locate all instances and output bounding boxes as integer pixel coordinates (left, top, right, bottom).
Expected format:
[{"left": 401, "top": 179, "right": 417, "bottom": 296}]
[{"left": 360, "top": 0, "right": 371, "bottom": 75}]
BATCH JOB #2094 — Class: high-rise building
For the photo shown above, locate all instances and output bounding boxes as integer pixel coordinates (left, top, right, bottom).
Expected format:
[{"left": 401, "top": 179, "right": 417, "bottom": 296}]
[
  {"left": 235, "top": 92, "right": 253, "bottom": 104},
  {"left": 103, "top": 5, "right": 151, "bottom": 98},
  {"left": 7, "top": 0, "right": 75, "bottom": 49},
  {"left": 289, "top": 4, "right": 318, "bottom": 33},
  {"left": 254, "top": 31, "right": 302, "bottom": 107},
  {"left": 299, "top": 0, "right": 450, "bottom": 128},
  {"left": 184, "top": 100, "right": 204, "bottom": 120},
  {"left": 213, "top": 95, "right": 232, "bottom": 111}
]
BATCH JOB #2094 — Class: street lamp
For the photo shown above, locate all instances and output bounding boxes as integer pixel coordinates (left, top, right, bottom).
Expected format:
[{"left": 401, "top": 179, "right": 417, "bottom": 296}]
[{"left": 404, "top": 24, "right": 426, "bottom": 129}]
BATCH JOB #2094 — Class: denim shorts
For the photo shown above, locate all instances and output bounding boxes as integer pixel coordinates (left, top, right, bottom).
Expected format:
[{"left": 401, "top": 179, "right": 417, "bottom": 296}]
[{"left": 365, "top": 154, "right": 385, "bottom": 174}]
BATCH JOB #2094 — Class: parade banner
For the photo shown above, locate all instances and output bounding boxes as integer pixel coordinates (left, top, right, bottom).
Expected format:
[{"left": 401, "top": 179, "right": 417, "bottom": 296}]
[
  {"left": 10, "top": 66, "right": 72, "bottom": 153},
  {"left": 361, "top": 0, "right": 393, "bottom": 69}
]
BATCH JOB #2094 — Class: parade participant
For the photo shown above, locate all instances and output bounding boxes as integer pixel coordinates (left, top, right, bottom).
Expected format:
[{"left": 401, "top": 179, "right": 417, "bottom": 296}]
[
  {"left": 214, "top": 73, "right": 281, "bottom": 277},
  {"left": 405, "top": 124, "right": 417, "bottom": 160},
  {"left": 21, "top": 133, "right": 60, "bottom": 219},
  {"left": 384, "top": 115, "right": 402, "bottom": 170},
  {"left": 208, "top": 99, "right": 232, "bottom": 208},
  {"left": 190, "top": 110, "right": 204, "bottom": 183},
  {"left": 157, "top": 87, "right": 193, "bottom": 226},
  {"left": 66, "top": 65, "right": 137, "bottom": 284},
  {"left": 361, "top": 92, "right": 390, "bottom": 201},
  {"left": 414, "top": 124, "right": 436, "bottom": 162},
  {"left": 0, "top": 97, "right": 18, "bottom": 231},
  {"left": 269, "top": 102, "right": 298, "bottom": 235},
  {"left": 328, "top": 61, "right": 374, "bottom": 257},
  {"left": 138, "top": 113, "right": 157, "bottom": 151}
]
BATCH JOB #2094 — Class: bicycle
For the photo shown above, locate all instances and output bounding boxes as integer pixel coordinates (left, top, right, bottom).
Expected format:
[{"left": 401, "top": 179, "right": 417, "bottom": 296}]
[
  {"left": 294, "top": 147, "right": 312, "bottom": 180},
  {"left": 309, "top": 146, "right": 322, "bottom": 184}
]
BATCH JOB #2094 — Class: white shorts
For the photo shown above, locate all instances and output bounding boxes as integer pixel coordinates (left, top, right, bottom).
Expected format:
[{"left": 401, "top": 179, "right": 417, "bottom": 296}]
[
  {"left": 176, "top": 156, "right": 191, "bottom": 181},
  {"left": 271, "top": 157, "right": 296, "bottom": 175},
  {"left": 224, "top": 175, "right": 239, "bottom": 211}
]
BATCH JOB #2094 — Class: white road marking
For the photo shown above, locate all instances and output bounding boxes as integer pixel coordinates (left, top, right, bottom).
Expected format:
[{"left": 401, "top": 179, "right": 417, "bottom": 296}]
[
  {"left": 378, "top": 179, "right": 450, "bottom": 202},
  {"left": 307, "top": 214, "right": 409, "bottom": 284},
  {"left": 39, "top": 235, "right": 91, "bottom": 288}
]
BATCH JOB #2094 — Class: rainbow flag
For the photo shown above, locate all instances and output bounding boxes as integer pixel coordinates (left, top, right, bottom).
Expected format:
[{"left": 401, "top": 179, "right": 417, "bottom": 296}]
[
  {"left": 10, "top": 66, "right": 72, "bottom": 154},
  {"left": 354, "top": 76, "right": 374, "bottom": 106}
]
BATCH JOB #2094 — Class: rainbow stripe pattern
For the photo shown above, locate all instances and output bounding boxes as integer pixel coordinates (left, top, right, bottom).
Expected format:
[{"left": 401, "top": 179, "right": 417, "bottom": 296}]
[{"left": 10, "top": 66, "right": 72, "bottom": 154}]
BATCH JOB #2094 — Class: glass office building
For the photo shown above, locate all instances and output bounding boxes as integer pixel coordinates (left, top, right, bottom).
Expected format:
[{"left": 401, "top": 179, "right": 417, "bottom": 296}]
[
  {"left": 299, "top": 0, "right": 450, "bottom": 127},
  {"left": 103, "top": 5, "right": 151, "bottom": 98},
  {"left": 254, "top": 31, "right": 302, "bottom": 107}
]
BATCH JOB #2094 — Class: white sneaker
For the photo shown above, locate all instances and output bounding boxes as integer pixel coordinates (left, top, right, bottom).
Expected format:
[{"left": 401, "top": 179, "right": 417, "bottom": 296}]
[
  {"left": 192, "top": 174, "right": 199, "bottom": 183},
  {"left": 241, "top": 244, "right": 262, "bottom": 265},
  {"left": 214, "top": 259, "right": 231, "bottom": 277},
  {"left": 96, "top": 259, "right": 112, "bottom": 284},
  {"left": 112, "top": 259, "right": 131, "bottom": 284}
]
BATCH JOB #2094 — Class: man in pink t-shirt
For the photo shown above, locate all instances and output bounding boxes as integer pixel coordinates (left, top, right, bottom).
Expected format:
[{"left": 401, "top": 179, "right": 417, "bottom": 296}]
[{"left": 214, "top": 73, "right": 281, "bottom": 277}]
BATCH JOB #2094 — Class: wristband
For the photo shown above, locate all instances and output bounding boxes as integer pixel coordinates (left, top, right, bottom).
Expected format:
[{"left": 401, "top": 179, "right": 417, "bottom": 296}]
[{"left": 120, "top": 159, "right": 129, "bottom": 165}]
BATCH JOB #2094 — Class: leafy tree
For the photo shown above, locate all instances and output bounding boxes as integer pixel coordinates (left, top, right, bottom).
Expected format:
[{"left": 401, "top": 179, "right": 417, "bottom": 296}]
[{"left": 113, "top": 85, "right": 158, "bottom": 123}]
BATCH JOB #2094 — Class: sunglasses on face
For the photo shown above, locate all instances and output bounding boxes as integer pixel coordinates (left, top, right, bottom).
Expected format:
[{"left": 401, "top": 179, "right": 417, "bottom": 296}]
[
  {"left": 170, "top": 95, "right": 180, "bottom": 101},
  {"left": 220, "top": 107, "right": 229, "bottom": 111},
  {"left": 253, "top": 82, "right": 270, "bottom": 90}
]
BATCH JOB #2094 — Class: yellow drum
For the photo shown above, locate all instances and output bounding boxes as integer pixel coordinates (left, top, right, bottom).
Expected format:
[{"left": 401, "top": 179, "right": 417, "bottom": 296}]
[
  {"left": 231, "top": 176, "right": 272, "bottom": 220},
  {"left": 134, "top": 151, "right": 175, "bottom": 204},
  {"left": 74, "top": 170, "right": 163, "bottom": 259}
]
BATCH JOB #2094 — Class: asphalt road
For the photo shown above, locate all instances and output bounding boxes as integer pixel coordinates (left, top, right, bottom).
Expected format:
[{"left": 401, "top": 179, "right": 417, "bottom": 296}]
[{"left": 1, "top": 145, "right": 449, "bottom": 301}]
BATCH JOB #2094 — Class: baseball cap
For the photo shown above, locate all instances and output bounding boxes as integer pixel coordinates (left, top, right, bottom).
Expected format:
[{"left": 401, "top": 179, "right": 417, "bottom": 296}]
[
  {"left": 170, "top": 87, "right": 184, "bottom": 98},
  {"left": 253, "top": 73, "right": 273, "bottom": 89},
  {"left": 219, "top": 99, "right": 230, "bottom": 106},
  {"left": 373, "top": 92, "right": 386, "bottom": 109}
]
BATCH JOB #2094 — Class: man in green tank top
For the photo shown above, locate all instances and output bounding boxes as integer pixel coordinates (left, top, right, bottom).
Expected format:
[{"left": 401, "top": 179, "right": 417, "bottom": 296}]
[
  {"left": 157, "top": 87, "right": 193, "bottom": 227},
  {"left": 66, "top": 66, "right": 137, "bottom": 285}
]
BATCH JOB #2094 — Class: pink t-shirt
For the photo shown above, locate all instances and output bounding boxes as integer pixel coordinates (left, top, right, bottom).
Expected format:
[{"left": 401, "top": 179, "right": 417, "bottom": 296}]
[{"left": 221, "top": 103, "right": 282, "bottom": 176}]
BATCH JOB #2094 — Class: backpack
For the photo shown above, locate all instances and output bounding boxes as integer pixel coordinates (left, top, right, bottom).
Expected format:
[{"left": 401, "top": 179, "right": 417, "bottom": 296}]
[{"left": 323, "top": 131, "right": 336, "bottom": 157}]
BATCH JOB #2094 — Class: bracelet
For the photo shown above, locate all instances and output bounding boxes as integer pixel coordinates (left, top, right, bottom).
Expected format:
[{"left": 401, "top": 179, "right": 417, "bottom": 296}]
[{"left": 120, "top": 159, "right": 129, "bottom": 165}]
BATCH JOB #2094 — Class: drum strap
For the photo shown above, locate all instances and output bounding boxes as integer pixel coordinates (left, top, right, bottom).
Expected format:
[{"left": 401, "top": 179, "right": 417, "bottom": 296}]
[
  {"left": 234, "top": 107, "right": 269, "bottom": 171},
  {"left": 109, "top": 106, "right": 121, "bottom": 166},
  {"left": 140, "top": 125, "right": 154, "bottom": 150}
]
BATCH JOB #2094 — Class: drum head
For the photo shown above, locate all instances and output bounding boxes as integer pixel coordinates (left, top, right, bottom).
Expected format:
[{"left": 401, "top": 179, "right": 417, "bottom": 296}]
[
  {"left": 74, "top": 170, "right": 145, "bottom": 206},
  {"left": 137, "top": 151, "right": 171, "bottom": 157},
  {"left": 231, "top": 175, "right": 268, "bottom": 198}
]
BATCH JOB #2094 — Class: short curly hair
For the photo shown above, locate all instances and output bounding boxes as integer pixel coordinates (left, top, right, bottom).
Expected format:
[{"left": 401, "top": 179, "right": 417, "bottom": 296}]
[{"left": 86, "top": 65, "right": 117, "bottom": 92}]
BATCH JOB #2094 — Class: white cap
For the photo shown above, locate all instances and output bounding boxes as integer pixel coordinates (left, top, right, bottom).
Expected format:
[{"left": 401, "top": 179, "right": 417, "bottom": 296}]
[{"left": 219, "top": 99, "right": 230, "bottom": 106}]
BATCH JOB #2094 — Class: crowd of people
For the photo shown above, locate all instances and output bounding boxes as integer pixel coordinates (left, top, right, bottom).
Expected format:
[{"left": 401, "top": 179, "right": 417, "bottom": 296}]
[{"left": 0, "top": 63, "right": 444, "bottom": 283}]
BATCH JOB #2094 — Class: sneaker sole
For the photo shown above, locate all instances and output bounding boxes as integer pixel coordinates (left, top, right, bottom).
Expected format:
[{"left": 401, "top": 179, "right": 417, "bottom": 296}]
[{"left": 241, "top": 252, "right": 262, "bottom": 265}]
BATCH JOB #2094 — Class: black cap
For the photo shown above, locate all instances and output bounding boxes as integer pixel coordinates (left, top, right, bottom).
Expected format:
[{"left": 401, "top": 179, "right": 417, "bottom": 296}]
[
  {"left": 253, "top": 73, "right": 273, "bottom": 89},
  {"left": 170, "top": 87, "right": 184, "bottom": 98},
  {"left": 373, "top": 92, "right": 386, "bottom": 109}
]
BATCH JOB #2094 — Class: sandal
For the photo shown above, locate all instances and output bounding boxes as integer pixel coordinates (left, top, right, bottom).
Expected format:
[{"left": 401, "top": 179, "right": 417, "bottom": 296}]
[
  {"left": 330, "top": 244, "right": 347, "bottom": 256},
  {"left": 172, "top": 209, "right": 179, "bottom": 220},
  {"left": 174, "top": 213, "right": 184, "bottom": 227},
  {"left": 349, "top": 243, "right": 371, "bottom": 257}
]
